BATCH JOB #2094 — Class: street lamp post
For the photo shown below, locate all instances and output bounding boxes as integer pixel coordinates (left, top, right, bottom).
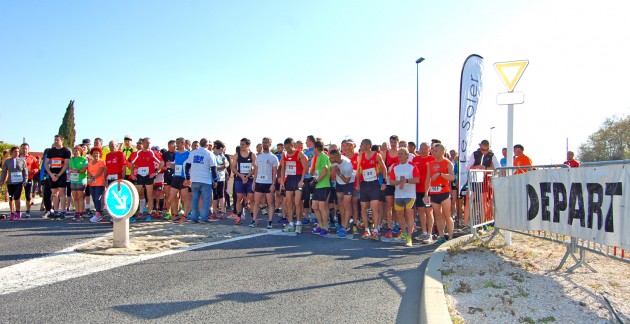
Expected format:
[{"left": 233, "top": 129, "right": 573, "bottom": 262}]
[{"left": 416, "top": 57, "right": 425, "bottom": 147}]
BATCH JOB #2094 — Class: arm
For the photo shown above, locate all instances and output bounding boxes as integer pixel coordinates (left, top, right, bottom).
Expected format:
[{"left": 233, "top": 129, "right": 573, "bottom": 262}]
[
  {"left": 316, "top": 165, "right": 329, "bottom": 183},
  {"left": 30, "top": 157, "right": 39, "bottom": 176},
  {"left": 424, "top": 164, "right": 431, "bottom": 197},
  {"left": 59, "top": 158, "right": 70, "bottom": 176},
  {"left": 0, "top": 161, "right": 7, "bottom": 184},
  {"left": 299, "top": 152, "right": 307, "bottom": 181},
  {"left": 376, "top": 154, "right": 387, "bottom": 189},
  {"left": 22, "top": 161, "right": 28, "bottom": 185},
  {"left": 93, "top": 163, "right": 106, "bottom": 178}
]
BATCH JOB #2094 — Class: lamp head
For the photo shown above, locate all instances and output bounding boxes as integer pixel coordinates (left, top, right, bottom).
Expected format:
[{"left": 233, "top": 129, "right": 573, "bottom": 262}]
[{"left": 416, "top": 57, "right": 425, "bottom": 64}]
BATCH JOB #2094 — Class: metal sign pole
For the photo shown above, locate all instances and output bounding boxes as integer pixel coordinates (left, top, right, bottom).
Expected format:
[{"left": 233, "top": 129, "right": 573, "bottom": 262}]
[{"left": 505, "top": 103, "right": 514, "bottom": 246}]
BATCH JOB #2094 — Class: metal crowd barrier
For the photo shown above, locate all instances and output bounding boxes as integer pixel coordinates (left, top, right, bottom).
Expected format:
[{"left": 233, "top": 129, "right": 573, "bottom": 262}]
[
  {"left": 462, "top": 169, "right": 501, "bottom": 244},
  {"left": 485, "top": 162, "right": 630, "bottom": 273}
]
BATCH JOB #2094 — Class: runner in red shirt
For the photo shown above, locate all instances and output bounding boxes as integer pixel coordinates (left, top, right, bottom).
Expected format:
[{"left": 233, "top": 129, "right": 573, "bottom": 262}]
[
  {"left": 105, "top": 140, "right": 126, "bottom": 184},
  {"left": 130, "top": 137, "right": 163, "bottom": 221},
  {"left": 411, "top": 142, "right": 435, "bottom": 243}
]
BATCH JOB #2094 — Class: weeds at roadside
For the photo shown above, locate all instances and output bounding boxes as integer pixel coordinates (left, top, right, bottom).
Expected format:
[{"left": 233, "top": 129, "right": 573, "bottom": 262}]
[
  {"left": 455, "top": 281, "right": 472, "bottom": 293},
  {"left": 440, "top": 268, "right": 453, "bottom": 276},
  {"left": 485, "top": 280, "right": 503, "bottom": 289},
  {"left": 514, "top": 286, "right": 529, "bottom": 298}
]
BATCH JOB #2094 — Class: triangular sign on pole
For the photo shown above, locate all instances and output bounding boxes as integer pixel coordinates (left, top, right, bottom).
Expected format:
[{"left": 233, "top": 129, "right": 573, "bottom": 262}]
[{"left": 494, "top": 60, "right": 529, "bottom": 92}]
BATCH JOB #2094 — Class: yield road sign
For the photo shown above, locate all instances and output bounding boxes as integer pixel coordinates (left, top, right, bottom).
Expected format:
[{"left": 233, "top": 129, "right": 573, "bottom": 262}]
[
  {"left": 105, "top": 180, "right": 138, "bottom": 219},
  {"left": 494, "top": 60, "right": 529, "bottom": 92}
]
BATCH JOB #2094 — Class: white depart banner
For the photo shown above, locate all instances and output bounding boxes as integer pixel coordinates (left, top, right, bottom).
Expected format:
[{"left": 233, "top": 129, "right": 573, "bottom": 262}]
[{"left": 493, "top": 165, "right": 629, "bottom": 251}]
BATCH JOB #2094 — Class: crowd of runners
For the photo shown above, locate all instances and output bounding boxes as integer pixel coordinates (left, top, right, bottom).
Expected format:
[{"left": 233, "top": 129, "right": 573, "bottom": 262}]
[{"left": 0, "top": 133, "right": 572, "bottom": 247}]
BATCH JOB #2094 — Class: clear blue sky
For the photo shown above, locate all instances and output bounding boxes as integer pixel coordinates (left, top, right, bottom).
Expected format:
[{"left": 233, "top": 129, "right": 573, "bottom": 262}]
[{"left": 1, "top": 0, "right": 629, "bottom": 164}]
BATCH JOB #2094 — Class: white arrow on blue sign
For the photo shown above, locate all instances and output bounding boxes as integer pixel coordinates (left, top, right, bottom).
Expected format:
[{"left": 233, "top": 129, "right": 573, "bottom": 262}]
[{"left": 105, "top": 180, "right": 139, "bottom": 219}]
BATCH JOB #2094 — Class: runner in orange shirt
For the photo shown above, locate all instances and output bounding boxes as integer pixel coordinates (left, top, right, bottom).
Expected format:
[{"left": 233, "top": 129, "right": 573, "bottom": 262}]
[
  {"left": 424, "top": 144, "right": 455, "bottom": 245},
  {"left": 513, "top": 144, "right": 533, "bottom": 174}
]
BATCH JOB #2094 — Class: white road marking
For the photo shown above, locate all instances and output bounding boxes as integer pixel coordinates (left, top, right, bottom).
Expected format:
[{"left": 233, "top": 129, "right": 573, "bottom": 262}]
[{"left": 0, "top": 232, "right": 269, "bottom": 295}]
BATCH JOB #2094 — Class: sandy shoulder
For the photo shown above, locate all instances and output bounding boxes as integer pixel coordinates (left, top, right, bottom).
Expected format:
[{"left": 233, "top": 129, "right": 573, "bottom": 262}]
[
  {"left": 442, "top": 232, "right": 630, "bottom": 324},
  {"left": 75, "top": 221, "right": 266, "bottom": 256}
]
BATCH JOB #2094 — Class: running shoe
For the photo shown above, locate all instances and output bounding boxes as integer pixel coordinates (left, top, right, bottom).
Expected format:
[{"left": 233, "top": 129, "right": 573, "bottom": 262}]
[
  {"left": 384, "top": 230, "right": 393, "bottom": 238},
  {"left": 9, "top": 213, "right": 15, "bottom": 221},
  {"left": 146, "top": 215, "right": 152, "bottom": 222},
  {"left": 42, "top": 211, "right": 50, "bottom": 219},
  {"left": 353, "top": 225, "right": 358, "bottom": 234},
  {"left": 361, "top": 231, "right": 370, "bottom": 239},
  {"left": 176, "top": 215, "right": 187, "bottom": 224},
  {"left": 434, "top": 237, "right": 447, "bottom": 245},
  {"left": 358, "top": 221, "right": 365, "bottom": 229},
  {"left": 129, "top": 216, "right": 137, "bottom": 223},
  {"left": 58, "top": 212, "right": 66, "bottom": 220},
  {"left": 302, "top": 217, "right": 309, "bottom": 225},
  {"left": 23, "top": 213, "right": 31, "bottom": 219},
  {"left": 392, "top": 224, "right": 400, "bottom": 233},
  {"left": 267, "top": 222, "right": 273, "bottom": 229},
  {"left": 248, "top": 220, "right": 257, "bottom": 228},
  {"left": 282, "top": 224, "right": 294, "bottom": 232},
  {"left": 338, "top": 228, "right": 347, "bottom": 238},
  {"left": 318, "top": 229, "right": 329, "bottom": 237},
  {"left": 164, "top": 212, "right": 173, "bottom": 220},
  {"left": 218, "top": 213, "right": 224, "bottom": 219},
  {"left": 228, "top": 212, "right": 237, "bottom": 219},
  {"left": 312, "top": 227, "right": 322, "bottom": 235},
  {"left": 15, "top": 212, "right": 22, "bottom": 220},
  {"left": 235, "top": 216, "right": 241, "bottom": 225},
  {"left": 295, "top": 225, "right": 302, "bottom": 234},
  {"left": 90, "top": 213, "right": 103, "bottom": 223},
  {"left": 210, "top": 213, "right": 217, "bottom": 220},
  {"left": 72, "top": 216, "right": 82, "bottom": 222},
  {"left": 370, "top": 232, "right": 379, "bottom": 241},
  {"left": 405, "top": 235, "right": 413, "bottom": 247}
]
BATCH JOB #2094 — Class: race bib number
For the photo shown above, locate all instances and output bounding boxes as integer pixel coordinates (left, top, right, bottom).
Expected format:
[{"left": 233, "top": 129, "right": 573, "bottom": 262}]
[
  {"left": 10, "top": 172, "right": 23, "bottom": 183},
  {"left": 429, "top": 186, "right": 442, "bottom": 193},
  {"left": 362, "top": 168, "right": 377, "bottom": 182},
  {"left": 240, "top": 163, "right": 252, "bottom": 174},
  {"left": 50, "top": 159, "right": 63, "bottom": 167},
  {"left": 138, "top": 167, "right": 149, "bottom": 177},
  {"left": 70, "top": 173, "right": 79, "bottom": 181},
  {"left": 257, "top": 174, "right": 268, "bottom": 182},
  {"left": 107, "top": 174, "right": 118, "bottom": 181},
  {"left": 285, "top": 161, "right": 297, "bottom": 176},
  {"left": 174, "top": 165, "right": 183, "bottom": 175}
]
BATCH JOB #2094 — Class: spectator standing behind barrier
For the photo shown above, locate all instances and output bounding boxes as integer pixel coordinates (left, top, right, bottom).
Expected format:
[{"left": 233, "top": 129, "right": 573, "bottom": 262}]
[
  {"left": 500, "top": 148, "right": 508, "bottom": 167},
  {"left": 463, "top": 140, "right": 500, "bottom": 229},
  {"left": 513, "top": 144, "right": 533, "bottom": 174},
  {"left": 564, "top": 151, "right": 580, "bottom": 168}
]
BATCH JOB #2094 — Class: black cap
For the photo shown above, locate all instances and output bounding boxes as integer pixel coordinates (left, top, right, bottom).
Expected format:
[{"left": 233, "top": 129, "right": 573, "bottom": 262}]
[
  {"left": 82, "top": 138, "right": 91, "bottom": 145},
  {"left": 479, "top": 139, "right": 490, "bottom": 146}
]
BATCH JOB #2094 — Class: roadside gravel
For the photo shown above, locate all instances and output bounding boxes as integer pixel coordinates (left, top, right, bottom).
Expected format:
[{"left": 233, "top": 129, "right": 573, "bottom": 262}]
[{"left": 442, "top": 232, "right": 629, "bottom": 323}]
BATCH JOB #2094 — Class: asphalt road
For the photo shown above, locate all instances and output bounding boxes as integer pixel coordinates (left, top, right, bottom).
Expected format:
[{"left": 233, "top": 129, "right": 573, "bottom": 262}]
[{"left": 0, "top": 204, "right": 435, "bottom": 323}]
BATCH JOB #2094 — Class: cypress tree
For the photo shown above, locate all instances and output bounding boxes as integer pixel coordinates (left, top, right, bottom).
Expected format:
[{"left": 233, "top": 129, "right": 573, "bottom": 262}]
[{"left": 57, "top": 100, "right": 76, "bottom": 148}]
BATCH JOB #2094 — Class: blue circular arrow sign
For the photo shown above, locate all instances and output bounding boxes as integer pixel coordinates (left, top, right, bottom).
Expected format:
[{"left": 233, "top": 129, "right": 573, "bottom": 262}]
[{"left": 105, "top": 180, "right": 139, "bottom": 219}]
